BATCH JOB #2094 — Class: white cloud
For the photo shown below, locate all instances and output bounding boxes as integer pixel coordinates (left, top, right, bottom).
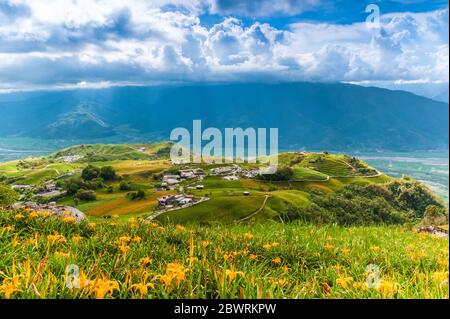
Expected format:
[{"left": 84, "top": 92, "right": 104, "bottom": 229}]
[{"left": 0, "top": 0, "right": 448, "bottom": 91}]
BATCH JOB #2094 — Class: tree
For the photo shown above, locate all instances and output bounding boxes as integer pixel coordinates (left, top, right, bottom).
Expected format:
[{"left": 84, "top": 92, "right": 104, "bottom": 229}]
[
  {"left": 100, "top": 166, "right": 116, "bottom": 181},
  {"left": 0, "top": 183, "right": 19, "bottom": 209},
  {"left": 257, "top": 167, "right": 294, "bottom": 181},
  {"left": 81, "top": 165, "right": 101, "bottom": 181}
]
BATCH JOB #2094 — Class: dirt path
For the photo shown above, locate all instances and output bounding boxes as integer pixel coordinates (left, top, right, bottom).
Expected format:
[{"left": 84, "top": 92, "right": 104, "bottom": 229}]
[{"left": 236, "top": 194, "right": 270, "bottom": 223}]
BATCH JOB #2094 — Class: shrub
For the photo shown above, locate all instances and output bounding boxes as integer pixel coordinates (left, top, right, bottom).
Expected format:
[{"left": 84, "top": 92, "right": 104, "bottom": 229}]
[
  {"left": 87, "top": 177, "right": 105, "bottom": 190},
  {"left": 0, "top": 183, "right": 19, "bottom": 208},
  {"left": 423, "top": 205, "right": 449, "bottom": 226},
  {"left": 75, "top": 189, "right": 97, "bottom": 201},
  {"left": 127, "top": 190, "right": 145, "bottom": 200},
  {"left": 119, "top": 181, "right": 132, "bottom": 191},
  {"left": 100, "top": 166, "right": 116, "bottom": 181},
  {"left": 81, "top": 165, "right": 101, "bottom": 181}
]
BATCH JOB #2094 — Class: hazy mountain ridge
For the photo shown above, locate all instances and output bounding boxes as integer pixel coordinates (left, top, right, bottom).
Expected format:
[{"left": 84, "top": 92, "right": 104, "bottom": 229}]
[{"left": 0, "top": 82, "right": 447, "bottom": 151}]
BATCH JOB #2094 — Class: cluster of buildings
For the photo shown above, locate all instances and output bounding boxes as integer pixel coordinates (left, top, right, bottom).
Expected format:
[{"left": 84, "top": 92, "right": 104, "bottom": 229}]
[
  {"left": 35, "top": 183, "right": 66, "bottom": 198},
  {"left": 57, "top": 155, "right": 83, "bottom": 163},
  {"left": 12, "top": 182, "right": 66, "bottom": 198},
  {"left": 160, "top": 168, "right": 205, "bottom": 190},
  {"left": 157, "top": 194, "right": 195, "bottom": 209}
]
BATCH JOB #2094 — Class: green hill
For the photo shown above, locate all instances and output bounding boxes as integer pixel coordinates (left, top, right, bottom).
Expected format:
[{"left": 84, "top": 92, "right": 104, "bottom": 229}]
[{"left": 50, "top": 142, "right": 172, "bottom": 162}]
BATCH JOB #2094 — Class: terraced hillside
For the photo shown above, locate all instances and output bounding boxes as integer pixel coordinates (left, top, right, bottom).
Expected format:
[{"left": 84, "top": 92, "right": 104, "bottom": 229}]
[{"left": 2, "top": 144, "right": 447, "bottom": 227}]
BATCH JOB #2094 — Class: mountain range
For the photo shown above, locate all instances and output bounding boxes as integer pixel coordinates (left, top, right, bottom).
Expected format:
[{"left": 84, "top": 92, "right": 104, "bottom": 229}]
[{"left": 0, "top": 82, "right": 448, "bottom": 151}]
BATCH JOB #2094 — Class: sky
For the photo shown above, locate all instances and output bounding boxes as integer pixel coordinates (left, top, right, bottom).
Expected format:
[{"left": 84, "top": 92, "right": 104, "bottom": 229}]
[{"left": 0, "top": 0, "right": 448, "bottom": 98}]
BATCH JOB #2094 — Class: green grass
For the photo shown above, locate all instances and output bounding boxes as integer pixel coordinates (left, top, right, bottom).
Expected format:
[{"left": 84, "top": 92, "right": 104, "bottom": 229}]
[
  {"left": 291, "top": 166, "right": 328, "bottom": 181},
  {"left": 156, "top": 195, "right": 266, "bottom": 224},
  {"left": 0, "top": 209, "right": 448, "bottom": 299},
  {"left": 49, "top": 142, "right": 172, "bottom": 162},
  {"left": 301, "top": 154, "right": 354, "bottom": 177},
  {"left": 271, "top": 190, "right": 310, "bottom": 208}
]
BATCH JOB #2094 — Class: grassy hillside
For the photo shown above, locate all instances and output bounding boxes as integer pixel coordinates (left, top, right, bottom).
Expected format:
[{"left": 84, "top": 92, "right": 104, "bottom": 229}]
[
  {"left": 0, "top": 209, "right": 447, "bottom": 299},
  {"left": 50, "top": 142, "right": 172, "bottom": 162},
  {"left": 157, "top": 196, "right": 266, "bottom": 224}
]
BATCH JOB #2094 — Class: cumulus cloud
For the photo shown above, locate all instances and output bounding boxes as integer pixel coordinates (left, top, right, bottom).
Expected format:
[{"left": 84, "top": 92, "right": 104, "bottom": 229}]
[{"left": 0, "top": 0, "right": 448, "bottom": 91}]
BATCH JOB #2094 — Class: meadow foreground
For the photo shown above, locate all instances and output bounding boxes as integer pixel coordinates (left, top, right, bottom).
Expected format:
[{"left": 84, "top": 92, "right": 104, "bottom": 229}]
[{"left": 0, "top": 209, "right": 448, "bottom": 299}]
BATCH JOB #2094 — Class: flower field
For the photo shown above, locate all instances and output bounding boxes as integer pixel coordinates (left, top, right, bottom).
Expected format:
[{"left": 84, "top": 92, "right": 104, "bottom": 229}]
[{"left": 0, "top": 209, "right": 448, "bottom": 299}]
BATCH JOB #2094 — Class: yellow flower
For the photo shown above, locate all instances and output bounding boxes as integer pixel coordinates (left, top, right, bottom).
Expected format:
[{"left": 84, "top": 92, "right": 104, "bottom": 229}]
[
  {"left": 225, "top": 270, "right": 244, "bottom": 281},
  {"left": 72, "top": 235, "right": 83, "bottom": 243},
  {"left": 271, "top": 242, "right": 280, "bottom": 247},
  {"left": 158, "top": 263, "right": 186, "bottom": 287},
  {"left": 272, "top": 257, "right": 282, "bottom": 265},
  {"left": 341, "top": 248, "right": 351, "bottom": 256},
  {"left": 324, "top": 243, "right": 335, "bottom": 251},
  {"left": 352, "top": 281, "right": 369, "bottom": 291},
  {"left": 28, "top": 212, "right": 39, "bottom": 219},
  {"left": 88, "top": 222, "right": 96, "bottom": 229},
  {"left": 282, "top": 266, "right": 290, "bottom": 273},
  {"left": 141, "top": 257, "right": 153, "bottom": 267},
  {"left": 336, "top": 276, "right": 353, "bottom": 289},
  {"left": 376, "top": 280, "right": 399, "bottom": 297},
  {"left": 38, "top": 211, "right": 51, "bottom": 218},
  {"left": 432, "top": 271, "right": 448, "bottom": 285},
  {"left": 263, "top": 244, "right": 272, "bottom": 250},
  {"left": 243, "top": 233, "right": 254, "bottom": 240},
  {"left": 249, "top": 254, "right": 258, "bottom": 260},
  {"left": 0, "top": 274, "right": 21, "bottom": 299},
  {"left": 63, "top": 216, "right": 77, "bottom": 223},
  {"left": 175, "top": 224, "right": 186, "bottom": 232},
  {"left": 132, "top": 236, "right": 141, "bottom": 243},
  {"left": 47, "top": 234, "right": 66, "bottom": 244},
  {"left": 200, "top": 241, "right": 210, "bottom": 248},
  {"left": 159, "top": 274, "right": 173, "bottom": 287},
  {"left": 90, "top": 278, "right": 119, "bottom": 299},
  {"left": 371, "top": 246, "right": 381, "bottom": 253},
  {"left": 119, "top": 245, "right": 130, "bottom": 255},
  {"left": 130, "top": 283, "right": 154, "bottom": 296},
  {"left": 2, "top": 225, "right": 14, "bottom": 232},
  {"left": 118, "top": 236, "right": 131, "bottom": 244},
  {"left": 14, "top": 213, "right": 25, "bottom": 220}
]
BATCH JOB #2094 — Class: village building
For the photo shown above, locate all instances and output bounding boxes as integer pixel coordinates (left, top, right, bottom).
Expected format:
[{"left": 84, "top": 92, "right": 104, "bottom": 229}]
[
  {"left": 157, "top": 195, "right": 177, "bottom": 206},
  {"left": 57, "top": 155, "right": 83, "bottom": 163},
  {"left": 11, "top": 185, "right": 32, "bottom": 191},
  {"left": 223, "top": 175, "right": 239, "bottom": 181},
  {"left": 163, "top": 175, "right": 181, "bottom": 185}
]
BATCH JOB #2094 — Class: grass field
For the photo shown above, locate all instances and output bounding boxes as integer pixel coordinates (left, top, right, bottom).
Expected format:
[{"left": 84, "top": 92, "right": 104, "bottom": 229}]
[
  {"left": 291, "top": 166, "right": 328, "bottom": 181},
  {"left": 157, "top": 195, "right": 266, "bottom": 224},
  {"left": 0, "top": 209, "right": 447, "bottom": 299},
  {"left": 300, "top": 154, "right": 355, "bottom": 177}
]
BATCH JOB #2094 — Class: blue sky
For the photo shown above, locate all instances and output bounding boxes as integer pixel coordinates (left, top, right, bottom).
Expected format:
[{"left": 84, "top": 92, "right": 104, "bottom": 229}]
[{"left": 0, "top": 0, "right": 448, "bottom": 97}]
